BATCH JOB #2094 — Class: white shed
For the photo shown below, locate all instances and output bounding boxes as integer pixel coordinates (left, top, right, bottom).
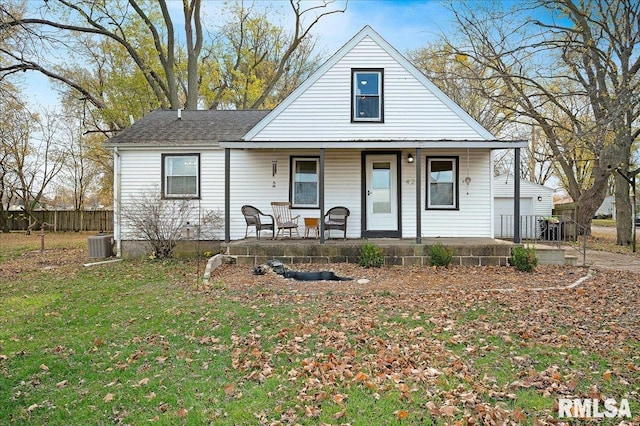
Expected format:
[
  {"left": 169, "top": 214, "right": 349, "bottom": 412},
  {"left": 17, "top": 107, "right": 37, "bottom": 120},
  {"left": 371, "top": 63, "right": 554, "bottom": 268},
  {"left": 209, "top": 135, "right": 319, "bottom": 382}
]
[{"left": 493, "top": 174, "right": 554, "bottom": 238}]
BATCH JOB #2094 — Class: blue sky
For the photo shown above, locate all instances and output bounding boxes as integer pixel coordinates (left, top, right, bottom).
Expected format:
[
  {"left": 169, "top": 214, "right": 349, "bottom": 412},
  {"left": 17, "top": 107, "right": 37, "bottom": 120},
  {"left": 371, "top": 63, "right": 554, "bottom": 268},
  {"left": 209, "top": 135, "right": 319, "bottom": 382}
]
[{"left": 22, "top": 0, "right": 454, "bottom": 109}]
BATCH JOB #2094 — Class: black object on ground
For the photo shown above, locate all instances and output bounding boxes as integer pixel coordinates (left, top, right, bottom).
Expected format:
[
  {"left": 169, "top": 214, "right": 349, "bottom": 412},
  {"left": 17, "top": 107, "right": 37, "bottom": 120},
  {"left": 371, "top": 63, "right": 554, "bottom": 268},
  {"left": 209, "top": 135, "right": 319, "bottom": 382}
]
[{"left": 252, "top": 259, "right": 353, "bottom": 281}]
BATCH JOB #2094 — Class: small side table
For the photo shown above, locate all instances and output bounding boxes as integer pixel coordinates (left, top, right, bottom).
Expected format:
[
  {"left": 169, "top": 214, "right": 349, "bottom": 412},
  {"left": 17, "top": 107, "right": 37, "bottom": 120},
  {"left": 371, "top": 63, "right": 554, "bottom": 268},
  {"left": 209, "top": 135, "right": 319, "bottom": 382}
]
[{"left": 303, "top": 217, "right": 319, "bottom": 239}]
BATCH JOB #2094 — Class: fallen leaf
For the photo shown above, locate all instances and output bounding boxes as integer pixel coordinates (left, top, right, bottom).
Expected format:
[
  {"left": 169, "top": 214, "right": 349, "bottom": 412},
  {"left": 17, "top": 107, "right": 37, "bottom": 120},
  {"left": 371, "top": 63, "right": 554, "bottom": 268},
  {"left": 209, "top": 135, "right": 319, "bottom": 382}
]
[
  {"left": 396, "top": 410, "right": 409, "bottom": 420},
  {"left": 39, "top": 364, "right": 49, "bottom": 371},
  {"left": 176, "top": 407, "right": 188, "bottom": 418},
  {"left": 103, "top": 393, "right": 114, "bottom": 403},
  {"left": 354, "top": 371, "right": 369, "bottom": 382},
  {"left": 333, "top": 408, "right": 346, "bottom": 419},
  {"left": 440, "top": 405, "right": 458, "bottom": 417},
  {"left": 512, "top": 406, "right": 526, "bottom": 422},
  {"left": 224, "top": 383, "right": 235, "bottom": 397},
  {"left": 56, "top": 380, "right": 68, "bottom": 388}
]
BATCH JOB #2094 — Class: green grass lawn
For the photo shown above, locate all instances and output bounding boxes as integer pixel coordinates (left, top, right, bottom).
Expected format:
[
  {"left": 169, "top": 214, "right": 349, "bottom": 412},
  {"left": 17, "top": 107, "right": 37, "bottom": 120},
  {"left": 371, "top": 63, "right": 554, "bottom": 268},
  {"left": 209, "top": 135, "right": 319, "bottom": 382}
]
[
  {"left": 1, "top": 233, "right": 638, "bottom": 424},
  {"left": 592, "top": 218, "right": 616, "bottom": 227}
]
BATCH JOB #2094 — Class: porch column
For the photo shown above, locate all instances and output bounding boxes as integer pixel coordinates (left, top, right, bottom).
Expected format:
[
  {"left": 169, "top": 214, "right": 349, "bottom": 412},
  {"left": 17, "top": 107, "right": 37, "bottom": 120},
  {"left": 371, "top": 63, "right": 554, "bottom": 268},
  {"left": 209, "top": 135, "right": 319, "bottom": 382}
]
[
  {"left": 416, "top": 148, "right": 422, "bottom": 244},
  {"left": 319, "top": 148, "right": 325, "bottom": 244},
  {"left": 513, "top": 148, "right": 521, "bottom": 243},
  {"left": 224, "top": 148, "right": 230, "bottom": 243}
]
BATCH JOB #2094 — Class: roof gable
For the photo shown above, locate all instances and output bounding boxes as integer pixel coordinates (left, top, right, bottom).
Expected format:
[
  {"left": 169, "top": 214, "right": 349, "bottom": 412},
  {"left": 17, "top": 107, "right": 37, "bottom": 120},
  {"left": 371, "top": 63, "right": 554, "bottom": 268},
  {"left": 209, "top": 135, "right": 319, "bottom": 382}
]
[{"left": 243, "top": 25, "right": 495, "bottom": 142}]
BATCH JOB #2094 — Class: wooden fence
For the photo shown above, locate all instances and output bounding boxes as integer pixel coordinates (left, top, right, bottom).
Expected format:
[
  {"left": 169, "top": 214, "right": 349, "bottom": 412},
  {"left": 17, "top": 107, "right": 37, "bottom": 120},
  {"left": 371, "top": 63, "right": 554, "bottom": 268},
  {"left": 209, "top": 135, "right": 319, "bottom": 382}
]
[{"left": 6, "top": 210, "right": 113, "bottom": 232}]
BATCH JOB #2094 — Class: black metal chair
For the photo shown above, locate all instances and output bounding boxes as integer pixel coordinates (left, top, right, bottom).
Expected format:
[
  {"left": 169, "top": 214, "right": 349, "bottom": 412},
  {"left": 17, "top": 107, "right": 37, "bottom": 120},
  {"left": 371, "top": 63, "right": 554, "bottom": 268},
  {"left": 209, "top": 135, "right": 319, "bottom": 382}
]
[
  {"left": 241, "top": 205, "right": 275, "bottom": 240},
  {"left": 324, "top": 206, "right": 350, "bottom": 240}
]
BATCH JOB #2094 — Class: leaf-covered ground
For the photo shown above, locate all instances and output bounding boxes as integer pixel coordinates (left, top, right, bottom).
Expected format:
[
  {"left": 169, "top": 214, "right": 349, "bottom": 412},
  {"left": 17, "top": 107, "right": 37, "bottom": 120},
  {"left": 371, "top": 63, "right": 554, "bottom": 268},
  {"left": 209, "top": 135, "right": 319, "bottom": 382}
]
[
  {"left": 0, "top": 232, "right": 639, "bottom": 424},
  {"left": 205, "top": 262, "right": 640, "bottom": 424}
]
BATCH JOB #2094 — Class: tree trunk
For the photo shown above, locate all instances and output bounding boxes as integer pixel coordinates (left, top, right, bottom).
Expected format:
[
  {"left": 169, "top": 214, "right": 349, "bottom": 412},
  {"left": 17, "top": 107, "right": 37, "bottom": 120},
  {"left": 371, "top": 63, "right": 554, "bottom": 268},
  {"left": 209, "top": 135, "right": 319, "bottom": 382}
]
[
  {"left": 576, "top": 168, "right": 610, "bottom": 233},
  {"left": 615, "top": 172, "right": 633, "bottom": 246}
]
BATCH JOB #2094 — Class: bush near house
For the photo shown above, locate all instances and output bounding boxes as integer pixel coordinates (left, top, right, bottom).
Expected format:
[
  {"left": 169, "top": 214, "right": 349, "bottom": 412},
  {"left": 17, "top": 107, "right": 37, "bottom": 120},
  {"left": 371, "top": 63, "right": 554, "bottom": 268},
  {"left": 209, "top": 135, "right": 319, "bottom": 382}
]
[
  {"left": 510, "top": 246, "right": 538, "bottom": 272},
  {"left": 358, "top": 242, "right": 384, "bottom": 268},
  {"left": 428, "top": 243, "right": 454, "bottom": 267}
]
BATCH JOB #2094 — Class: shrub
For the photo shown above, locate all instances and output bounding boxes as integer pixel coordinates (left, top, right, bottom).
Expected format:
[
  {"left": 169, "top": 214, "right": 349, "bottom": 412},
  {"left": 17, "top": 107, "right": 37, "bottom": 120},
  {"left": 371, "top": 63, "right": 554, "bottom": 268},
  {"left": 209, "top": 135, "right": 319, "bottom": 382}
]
[
  {"left": 359, "top": 242, "right": 384, "bottom": 268},
  {"left": 428, "top": 243, "right": 454, "bottom": 267},
  {"left": 510, "top": 246, "right": 538, "bottom": 272}
]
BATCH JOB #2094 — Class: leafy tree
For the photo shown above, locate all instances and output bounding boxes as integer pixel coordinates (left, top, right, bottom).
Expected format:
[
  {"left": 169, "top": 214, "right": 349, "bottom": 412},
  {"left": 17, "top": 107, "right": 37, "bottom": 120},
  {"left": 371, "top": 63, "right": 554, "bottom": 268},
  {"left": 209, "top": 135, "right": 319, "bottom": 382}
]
[{"left": 0, "top": 0, "right": 346, "bottom": 118}]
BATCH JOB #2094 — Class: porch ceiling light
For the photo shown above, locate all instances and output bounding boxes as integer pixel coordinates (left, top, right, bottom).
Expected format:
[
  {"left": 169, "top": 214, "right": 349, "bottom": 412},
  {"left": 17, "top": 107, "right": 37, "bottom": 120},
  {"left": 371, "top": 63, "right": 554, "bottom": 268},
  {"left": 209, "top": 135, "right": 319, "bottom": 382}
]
[{"left": 407, "top": 153, "right": 414, "bottom": 163}]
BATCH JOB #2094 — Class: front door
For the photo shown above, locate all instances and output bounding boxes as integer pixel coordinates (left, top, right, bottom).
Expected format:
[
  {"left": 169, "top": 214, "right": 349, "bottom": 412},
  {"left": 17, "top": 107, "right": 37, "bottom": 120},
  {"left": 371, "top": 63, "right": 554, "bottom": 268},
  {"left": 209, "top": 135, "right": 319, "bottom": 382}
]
[{"left": 364, "top": 153, "right": 400, "bottom": 237}]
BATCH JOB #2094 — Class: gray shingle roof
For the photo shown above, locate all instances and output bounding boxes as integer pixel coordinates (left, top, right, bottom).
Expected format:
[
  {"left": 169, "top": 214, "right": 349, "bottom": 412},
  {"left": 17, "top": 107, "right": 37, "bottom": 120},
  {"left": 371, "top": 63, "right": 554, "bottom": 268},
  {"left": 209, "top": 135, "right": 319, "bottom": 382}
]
[{"left": 105, "top": 109, "right": 271, "bottom": 146}]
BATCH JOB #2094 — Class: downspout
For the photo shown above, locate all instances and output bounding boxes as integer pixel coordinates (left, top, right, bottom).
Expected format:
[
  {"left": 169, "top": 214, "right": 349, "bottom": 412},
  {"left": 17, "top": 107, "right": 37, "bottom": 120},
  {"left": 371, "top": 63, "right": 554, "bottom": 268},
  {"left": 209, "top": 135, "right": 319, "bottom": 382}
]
[{"left": 114, "top": 147, "right": 122, "bottom": 257}]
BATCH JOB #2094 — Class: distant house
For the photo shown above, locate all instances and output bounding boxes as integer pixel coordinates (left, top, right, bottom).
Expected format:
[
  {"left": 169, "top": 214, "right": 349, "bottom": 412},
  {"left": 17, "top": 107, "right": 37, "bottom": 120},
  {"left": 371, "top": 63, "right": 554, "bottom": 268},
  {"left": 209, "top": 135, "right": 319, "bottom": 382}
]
[
  {"left": 594, "top": 195, "right": 615, "bottom": 219},
  {"left": 493, "top": 174, "right": 554, "bottom": 239},
  {"left": 105, "top": 26, "right": 526, "bottom": 257}
]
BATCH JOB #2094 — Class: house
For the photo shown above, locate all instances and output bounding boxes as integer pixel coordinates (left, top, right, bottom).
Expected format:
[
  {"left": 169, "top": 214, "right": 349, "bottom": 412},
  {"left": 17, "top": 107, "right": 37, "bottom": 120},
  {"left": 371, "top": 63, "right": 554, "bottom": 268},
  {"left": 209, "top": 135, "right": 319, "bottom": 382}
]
[
  {"left": 106, "top": 26, "right": 526, "bottom": 257},
  {"left": 493, "top": 174, "right": 554, "bottom": 239},
  {"left": 594, "top": 195, "right": 615, "bottom": 219}
]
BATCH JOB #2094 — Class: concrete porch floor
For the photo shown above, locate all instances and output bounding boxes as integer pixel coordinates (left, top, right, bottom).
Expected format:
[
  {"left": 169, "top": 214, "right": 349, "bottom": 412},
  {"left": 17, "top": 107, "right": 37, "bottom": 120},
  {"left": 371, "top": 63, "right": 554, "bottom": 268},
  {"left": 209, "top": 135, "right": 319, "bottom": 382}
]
[{"left": 223, "top": 237, "right": 518, "bottom": 267}]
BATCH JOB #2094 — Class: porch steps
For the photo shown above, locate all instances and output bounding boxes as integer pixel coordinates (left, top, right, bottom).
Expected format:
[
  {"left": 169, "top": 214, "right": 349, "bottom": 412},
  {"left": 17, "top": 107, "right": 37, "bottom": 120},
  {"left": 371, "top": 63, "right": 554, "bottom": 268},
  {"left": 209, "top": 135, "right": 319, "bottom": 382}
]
[
  {"left": 225, "top": 240, "right": 514, "bottom": 267},
  {"left": 532, "top": 244, "right": 578, "bottom": 266}
]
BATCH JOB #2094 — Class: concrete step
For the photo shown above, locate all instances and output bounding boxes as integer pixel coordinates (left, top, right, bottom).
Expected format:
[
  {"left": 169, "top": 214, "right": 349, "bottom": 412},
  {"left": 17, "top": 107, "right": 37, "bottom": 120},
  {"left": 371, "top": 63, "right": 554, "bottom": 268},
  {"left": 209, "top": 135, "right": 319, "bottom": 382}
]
[{"left": 564, "top": 254, "right": 578, "bottom": 266}]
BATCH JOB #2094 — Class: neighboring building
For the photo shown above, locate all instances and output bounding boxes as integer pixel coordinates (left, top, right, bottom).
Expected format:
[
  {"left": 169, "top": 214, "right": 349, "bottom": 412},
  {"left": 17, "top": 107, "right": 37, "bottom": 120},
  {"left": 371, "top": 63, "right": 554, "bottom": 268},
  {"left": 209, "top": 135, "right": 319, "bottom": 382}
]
[
  {"left": 594, "top": 195, "right": 615, "bottom": 219},
  {"left": 106, "top": 26, "right": 526, "bottom": 257},
  {"left": 493, "top": 174, "right": 554, "bottom": 239}
]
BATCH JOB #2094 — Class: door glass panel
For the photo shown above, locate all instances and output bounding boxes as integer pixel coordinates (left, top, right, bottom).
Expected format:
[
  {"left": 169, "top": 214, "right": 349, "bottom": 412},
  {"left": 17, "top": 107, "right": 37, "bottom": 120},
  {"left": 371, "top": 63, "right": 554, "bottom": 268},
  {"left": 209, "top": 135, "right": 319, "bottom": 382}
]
[{"left": 372, "top": 162, "right": 391, "bottom": 213}]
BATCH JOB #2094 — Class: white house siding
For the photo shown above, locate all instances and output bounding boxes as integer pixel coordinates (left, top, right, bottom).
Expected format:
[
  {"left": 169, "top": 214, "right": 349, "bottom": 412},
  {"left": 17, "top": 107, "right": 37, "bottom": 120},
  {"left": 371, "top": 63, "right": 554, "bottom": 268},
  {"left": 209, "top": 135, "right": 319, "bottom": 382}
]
[
  {"left": 118, "top": 148, "right": 226, "bottom": 241},
  {"left": 228, "top": 148, "right": 492, "bottom": 240},
  {"left": 250, "top": 37, "right": 488, "bottom": 142},
  {"left": 227, "top": 150, "right": 362, "bottom": 240},
  {"left": 415, "top": 149, "right": 493, "bottom": 238},
  {"left": 493, "top": 174, "right": 554, "bottom": 217}
]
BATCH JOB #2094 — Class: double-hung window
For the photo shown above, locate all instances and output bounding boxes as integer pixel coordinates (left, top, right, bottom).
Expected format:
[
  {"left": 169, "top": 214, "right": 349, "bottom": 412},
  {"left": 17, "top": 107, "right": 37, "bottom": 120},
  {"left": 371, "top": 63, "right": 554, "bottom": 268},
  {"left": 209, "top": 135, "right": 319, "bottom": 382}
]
[
  {"left": 162, "top": 153, "right": 200, "bottom": 199},
  {"left": 427, "top": 157, "right": 458, "bottom": 209},
  {"left": 291, "top": 157, "right": 319, "bottom": 208},
  {"left": 352, "top": 69, "right": 383, "bottom": 122}
]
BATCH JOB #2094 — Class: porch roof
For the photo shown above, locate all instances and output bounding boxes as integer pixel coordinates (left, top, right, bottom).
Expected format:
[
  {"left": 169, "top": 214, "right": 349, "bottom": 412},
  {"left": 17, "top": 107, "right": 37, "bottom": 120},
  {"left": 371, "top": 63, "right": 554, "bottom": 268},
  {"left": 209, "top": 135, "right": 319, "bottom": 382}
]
[{"left": 219, "top": 139, "right": 527, "bottom": 150}]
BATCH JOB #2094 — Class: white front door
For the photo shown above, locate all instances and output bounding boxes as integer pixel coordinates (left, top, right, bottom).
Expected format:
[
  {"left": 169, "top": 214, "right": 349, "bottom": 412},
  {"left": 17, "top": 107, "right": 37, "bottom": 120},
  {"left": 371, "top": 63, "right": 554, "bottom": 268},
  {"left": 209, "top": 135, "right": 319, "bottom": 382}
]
[{"left": 365, "top": 154, "right": 398, "bottom": 231}]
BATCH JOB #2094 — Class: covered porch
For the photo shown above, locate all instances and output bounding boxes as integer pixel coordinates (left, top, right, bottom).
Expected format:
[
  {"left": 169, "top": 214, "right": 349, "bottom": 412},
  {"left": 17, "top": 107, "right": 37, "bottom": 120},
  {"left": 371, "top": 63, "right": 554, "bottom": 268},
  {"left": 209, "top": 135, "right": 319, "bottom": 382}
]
[
  {"left": 223, "top": 237, "right": 516, "bottom": 267},
  {"left": 220, "top": 143, "right": 529, "bottom": 244}
]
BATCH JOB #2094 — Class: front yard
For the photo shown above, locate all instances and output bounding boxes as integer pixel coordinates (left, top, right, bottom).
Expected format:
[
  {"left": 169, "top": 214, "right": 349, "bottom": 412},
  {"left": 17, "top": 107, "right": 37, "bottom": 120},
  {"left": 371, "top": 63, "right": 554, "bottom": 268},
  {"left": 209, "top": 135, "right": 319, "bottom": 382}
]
[{"left": 0, "top": 232, "right": 638, "bottom": 424}]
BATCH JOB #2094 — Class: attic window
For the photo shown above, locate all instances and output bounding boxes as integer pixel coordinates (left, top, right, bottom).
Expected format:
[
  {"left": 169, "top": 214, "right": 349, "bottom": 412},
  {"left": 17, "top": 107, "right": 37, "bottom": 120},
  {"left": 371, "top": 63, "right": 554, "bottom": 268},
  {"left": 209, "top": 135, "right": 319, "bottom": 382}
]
[{"left": 352, "top": 69, "right": 383, "bottom": 122}]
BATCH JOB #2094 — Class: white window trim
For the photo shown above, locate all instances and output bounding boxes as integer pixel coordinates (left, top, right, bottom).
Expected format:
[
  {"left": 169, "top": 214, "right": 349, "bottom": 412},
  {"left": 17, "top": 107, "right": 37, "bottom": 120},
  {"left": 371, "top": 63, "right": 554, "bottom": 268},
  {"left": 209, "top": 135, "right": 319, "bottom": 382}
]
[
  {"left": 352, "top": 70, "right": 383, "bottom": 122},
  {"left": 427, "top": 157, "right": 457, "bottom": 209},
  {"left": 162, "top": 154, "right": 200, "bottom": 199},
  {"left": 291, "top": 157, "right": 319, "bottom": 208}
]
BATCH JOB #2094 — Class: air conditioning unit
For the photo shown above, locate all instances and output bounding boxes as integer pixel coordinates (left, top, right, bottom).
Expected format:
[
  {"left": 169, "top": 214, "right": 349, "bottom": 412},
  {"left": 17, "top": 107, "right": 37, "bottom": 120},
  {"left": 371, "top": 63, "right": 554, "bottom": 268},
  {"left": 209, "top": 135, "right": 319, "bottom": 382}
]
[{"left": 88, "top": 234, "right": 114, "bottom": 259}]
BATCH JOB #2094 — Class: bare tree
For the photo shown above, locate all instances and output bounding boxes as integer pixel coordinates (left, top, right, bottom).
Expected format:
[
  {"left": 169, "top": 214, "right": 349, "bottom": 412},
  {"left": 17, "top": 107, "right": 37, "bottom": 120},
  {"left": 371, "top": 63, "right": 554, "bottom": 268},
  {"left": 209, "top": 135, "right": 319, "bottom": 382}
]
[
  {"left": 56, "top": 113, "right": 105, "bottom": 211},
  {"left": 121, "top": 188, "right": 197, "bottom": 258},
  {"left": 3, "top": 107, "right": 64, "bottom": 232},
  {"left": 1, "top": 0, "right": 346, "bottom": 112},
  {"left": 441, "top": 0, "right": 640, "bottom": 238}
]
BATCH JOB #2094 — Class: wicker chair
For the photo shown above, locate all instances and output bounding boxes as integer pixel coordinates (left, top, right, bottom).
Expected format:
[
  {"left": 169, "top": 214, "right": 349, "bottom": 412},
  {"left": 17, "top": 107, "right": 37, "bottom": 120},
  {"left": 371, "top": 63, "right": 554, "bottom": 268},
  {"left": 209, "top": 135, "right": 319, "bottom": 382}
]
[
  {"left": 271, "top": 201, "right": 300, "bottom": 239},
  {"left": 324, "top": 206, "right": 350, "bottom": 240},
  {"left": 241, "top": 205, "right": 275, "bottom": 239}
]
